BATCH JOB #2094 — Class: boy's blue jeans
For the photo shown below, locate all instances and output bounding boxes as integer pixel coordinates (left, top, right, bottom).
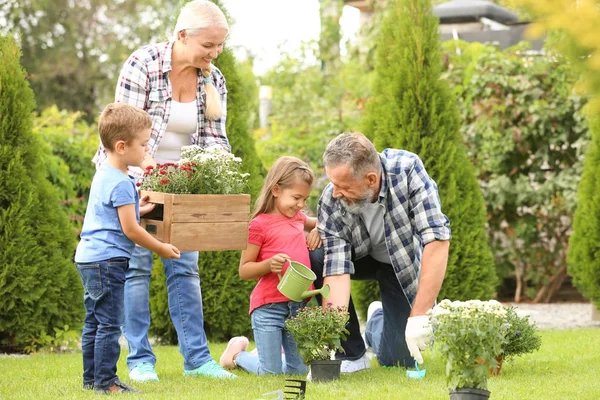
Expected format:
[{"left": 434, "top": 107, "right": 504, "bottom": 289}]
[
  {"left": 236, "top": 302, "right": 308, "bottom": 375},
  {"left": 75, "top": 257, "right": 128, "bottom": 389},
  {"left": 123, "top": 246, "right": 211, "bottom": 371}
]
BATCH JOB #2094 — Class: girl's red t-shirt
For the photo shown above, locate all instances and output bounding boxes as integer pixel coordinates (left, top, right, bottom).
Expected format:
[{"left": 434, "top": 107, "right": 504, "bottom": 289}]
[{"left": 247, "top": 212, "right": 314, "bottom": 314}]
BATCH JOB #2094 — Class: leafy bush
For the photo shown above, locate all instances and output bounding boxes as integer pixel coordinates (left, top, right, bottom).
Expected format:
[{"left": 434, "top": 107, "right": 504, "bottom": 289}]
[
  {"left": 567, "top": 117, "right": 600, "bottom": 309},
  {"left": 443, "top": 41, "right": 589, "bottom": 302},
  {"left": 0, "top": 35, "right": 82, "bottom": 353},
  {"left": 502, "top": 306, "right": 542, "bottom": 360},
  {"left": 33, "top": 106, "right": 98, "bottom": 233}
]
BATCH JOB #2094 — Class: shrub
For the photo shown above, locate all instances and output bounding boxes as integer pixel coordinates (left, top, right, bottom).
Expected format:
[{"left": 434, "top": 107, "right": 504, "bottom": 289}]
[
  {"left": 33, "top": 106, "right": 98, "bottom": 233},
  {"left": 0, "top": 35, "right": 82, "bottom": 352},
  {"left": 502, "top": 306, "right": 542, "bottom": 361},
  {"left": 568, "top": 118, "right": 600, "bottom": 309},
  {"left": 443, "top": 41, "right": 589, "bottom": 303},
  {"left": 361, "top": 0, "right": 496, "bottom": 304}
]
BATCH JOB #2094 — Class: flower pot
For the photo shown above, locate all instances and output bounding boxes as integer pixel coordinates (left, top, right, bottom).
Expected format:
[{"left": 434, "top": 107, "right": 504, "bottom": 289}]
[
  {"left": 309, "top": 360, "right": 342, "bottom": 382},
  {"left": 449, "top": 387, "right": 491, "bottom": 400},
  {"left": 490, "top": 355, "right": 503, "bottom": 376},
  {"left": 140, "top": 191, "right": 250, "bottom": 251}
]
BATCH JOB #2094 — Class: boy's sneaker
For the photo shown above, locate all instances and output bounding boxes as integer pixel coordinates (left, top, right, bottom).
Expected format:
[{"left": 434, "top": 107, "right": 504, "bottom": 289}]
[
  {"left": 341, "top": 355, "right": 371, "bottom": 373},
  {"left": 219, "top": 336, "right": 249, "bottom": 368},
  {"left": 184, "top": 360, "right": 237, "bottom": 379},
  {"left": 129, "top": 362, "right": 159, "bottom": 382},
  {"left": 95, "top": 380, "right": 140, "bottom": 394}
]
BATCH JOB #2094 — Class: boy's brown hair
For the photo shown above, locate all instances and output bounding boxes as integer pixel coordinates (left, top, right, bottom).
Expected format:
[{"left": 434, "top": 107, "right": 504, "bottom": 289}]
[{"left": 98, "top": 103, "right": 152, "bottom": 151}]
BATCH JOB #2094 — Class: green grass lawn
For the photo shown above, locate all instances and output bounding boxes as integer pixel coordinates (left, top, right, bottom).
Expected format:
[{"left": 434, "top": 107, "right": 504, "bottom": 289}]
[{"left": 1, "top": 329, "right": 599, "bottom": 399}]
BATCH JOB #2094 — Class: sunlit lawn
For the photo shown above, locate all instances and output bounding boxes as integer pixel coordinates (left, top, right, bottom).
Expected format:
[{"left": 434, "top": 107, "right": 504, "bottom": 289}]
[{"left": 0, "top": 329, "right": 599, "bottom": 399}]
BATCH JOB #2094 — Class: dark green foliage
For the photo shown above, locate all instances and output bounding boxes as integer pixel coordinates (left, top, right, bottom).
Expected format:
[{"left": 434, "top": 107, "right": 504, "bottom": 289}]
[
  {"left": 361, "top": 0, "right": 496, "bottom": 302},
  {"left": 148, "top": 0, "right": 264, "bottom": 343},
  {"left": 568, "top": 118, "right": 600, "bottom": 309},
  {"left": 502, "top": 306, "right": 541, "bottom": 360},
  {"left": 34, "top": 107, "right": 98, "bottom": 233},
  {"left": 0, "top": 35, "right": 82, "bottom": 352}
]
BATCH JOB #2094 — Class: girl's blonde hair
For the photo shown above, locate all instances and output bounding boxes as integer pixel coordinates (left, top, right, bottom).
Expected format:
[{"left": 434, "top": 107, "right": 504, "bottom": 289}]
[
  {"left": 253, "top": 156, "right": 315, "bottom": 219},
  {"left": 173, "top": 0, "right": 228, "bottom": 120}
]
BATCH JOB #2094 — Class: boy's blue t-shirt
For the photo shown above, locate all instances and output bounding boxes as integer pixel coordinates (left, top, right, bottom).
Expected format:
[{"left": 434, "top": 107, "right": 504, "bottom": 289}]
[{"left": 75, "top": 164, "right": 140, "bottom": 263}]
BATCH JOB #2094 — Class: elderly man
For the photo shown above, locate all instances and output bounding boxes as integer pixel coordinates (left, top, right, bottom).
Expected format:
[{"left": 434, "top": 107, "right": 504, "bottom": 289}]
[{"left": 310, "top": 132, "right": 451, "bottom": 372}]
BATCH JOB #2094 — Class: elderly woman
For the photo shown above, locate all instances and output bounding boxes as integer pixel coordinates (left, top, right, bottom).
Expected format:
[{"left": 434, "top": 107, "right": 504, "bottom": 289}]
[{"left": 92, "top": 0, "right": 234, "bottom": 381}]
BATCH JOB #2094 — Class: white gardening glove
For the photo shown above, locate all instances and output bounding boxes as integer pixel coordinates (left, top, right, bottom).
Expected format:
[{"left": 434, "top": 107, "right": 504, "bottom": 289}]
[{"left": 405, "top": 315, "right": 432, "bottom": 364}]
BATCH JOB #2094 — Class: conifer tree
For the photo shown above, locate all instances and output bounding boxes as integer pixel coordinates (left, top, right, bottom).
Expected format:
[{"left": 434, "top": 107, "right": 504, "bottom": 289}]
[
  {"left": 361, "top": 0, "right": 497, "bottom": 301},
  {"left": 568, "top": 118, "right": 600, "bottom": 309},
  {"left": 0, "top": 35, "right": 82, "bottom": 352}
]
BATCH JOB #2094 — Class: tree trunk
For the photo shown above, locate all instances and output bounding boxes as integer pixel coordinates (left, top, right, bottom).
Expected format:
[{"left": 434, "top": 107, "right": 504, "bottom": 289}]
[{"left": 533, "top": 264, "right": 567, "bottom": 303}]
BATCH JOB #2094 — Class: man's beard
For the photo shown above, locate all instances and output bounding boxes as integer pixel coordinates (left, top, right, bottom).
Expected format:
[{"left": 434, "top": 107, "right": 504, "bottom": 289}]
[{"left": 340, "top": 188, "right": 375, "bottom": 215}]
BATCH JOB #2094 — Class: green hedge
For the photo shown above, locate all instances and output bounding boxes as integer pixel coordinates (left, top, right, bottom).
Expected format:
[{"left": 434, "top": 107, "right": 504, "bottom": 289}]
[{"left": 0, "top": 35, "right": 83, "bottom": 353}]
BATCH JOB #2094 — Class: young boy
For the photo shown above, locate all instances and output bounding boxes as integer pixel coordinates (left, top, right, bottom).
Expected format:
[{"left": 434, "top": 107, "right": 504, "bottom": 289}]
[{"left": 74, "top": 103, "right": 180, "bottom": 394}]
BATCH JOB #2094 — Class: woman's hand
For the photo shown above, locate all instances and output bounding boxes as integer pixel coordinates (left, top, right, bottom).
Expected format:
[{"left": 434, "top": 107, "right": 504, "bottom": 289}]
[
  {"left": 269, "top": 253, "right": 290, "bottom": 274},
  {"left": 306, "top": 228, "right": 322, "bottom": 251}
]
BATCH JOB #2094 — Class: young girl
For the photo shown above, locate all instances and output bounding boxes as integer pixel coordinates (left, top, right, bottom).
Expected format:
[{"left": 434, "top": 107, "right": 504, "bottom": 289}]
[{"left": 219, "top": 156, "right": 322, "bottom": 375}]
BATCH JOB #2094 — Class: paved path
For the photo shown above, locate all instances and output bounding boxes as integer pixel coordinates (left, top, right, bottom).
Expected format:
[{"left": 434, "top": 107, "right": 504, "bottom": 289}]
[{"left": 507, "top": 302, "right": 600, "bottom": 330}]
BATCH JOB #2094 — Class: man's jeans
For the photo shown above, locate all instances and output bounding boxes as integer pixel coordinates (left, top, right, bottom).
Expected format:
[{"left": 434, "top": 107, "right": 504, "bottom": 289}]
[
  {"left": 235, "top": 302, "right": 308, "bottom": 375},
  {"left": 76, "top": 257, "right": 128, "bottom": 389},
  {"left": 310, "top": 247, "right": 415, "bottom": 367},
  {"left": 123, "top": 246, "right": 211, "bottom": 371}
]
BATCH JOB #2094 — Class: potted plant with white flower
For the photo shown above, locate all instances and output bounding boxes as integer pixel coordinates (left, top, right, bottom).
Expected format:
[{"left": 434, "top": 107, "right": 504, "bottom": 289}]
[
  {"left": 285, "top": 305, "right": 349, "bottom": 382},
  {"left": 139, "top": 145, "right": 251, "bottom": 251},
  {"left": 429, "top": 299, "right": 509, "bottom": 400}
]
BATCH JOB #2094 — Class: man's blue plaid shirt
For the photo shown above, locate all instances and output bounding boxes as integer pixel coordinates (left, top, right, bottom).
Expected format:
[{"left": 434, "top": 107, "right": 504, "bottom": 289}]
[{"left": 317, "top": 149, "right": 451, "bottom": 305}]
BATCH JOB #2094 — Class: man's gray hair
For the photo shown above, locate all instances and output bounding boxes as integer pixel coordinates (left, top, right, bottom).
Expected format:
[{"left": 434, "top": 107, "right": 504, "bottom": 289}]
[{"left": 323, "top": 132, "right": 381, "bottom": 178}]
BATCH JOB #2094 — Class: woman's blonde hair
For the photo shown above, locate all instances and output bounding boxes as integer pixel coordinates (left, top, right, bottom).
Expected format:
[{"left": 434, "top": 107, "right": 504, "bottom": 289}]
[
  {"left": 173, "top": 0, "right": 229, "bottom": 120},
  {"left": 253, "top": 156, "right": 315, "bottom": 219}
]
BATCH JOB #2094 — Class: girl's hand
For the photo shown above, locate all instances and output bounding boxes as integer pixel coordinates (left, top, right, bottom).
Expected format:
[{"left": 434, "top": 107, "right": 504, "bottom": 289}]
[
  {"left": 306, "top": 228, "right": 322, "bottom": 251},
  {"left": 270, "top": 253, "right": 290, "bottom": 274}
]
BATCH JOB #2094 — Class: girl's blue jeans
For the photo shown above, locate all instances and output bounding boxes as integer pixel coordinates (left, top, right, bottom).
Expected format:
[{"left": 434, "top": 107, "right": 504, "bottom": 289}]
[
  {"left": 235, "top": 301, "right": 308, "bottom": 375},
  {"left": 76, "top": 257, "right": 128, "bottom": 389}
]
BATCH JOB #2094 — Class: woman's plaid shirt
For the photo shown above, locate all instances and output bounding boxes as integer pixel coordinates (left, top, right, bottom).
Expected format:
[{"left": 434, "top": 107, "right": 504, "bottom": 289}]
[
  {"left": 317, "top": 149, "right": 451, "bottom": 305},
  {"left": 92, "top": 40, "right": 230, "bottom": 177}
]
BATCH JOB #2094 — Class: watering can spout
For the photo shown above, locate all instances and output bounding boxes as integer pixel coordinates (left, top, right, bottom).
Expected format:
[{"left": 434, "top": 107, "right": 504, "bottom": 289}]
[{"left": 301, "top": 284, "right": 330, "bottom": 300}]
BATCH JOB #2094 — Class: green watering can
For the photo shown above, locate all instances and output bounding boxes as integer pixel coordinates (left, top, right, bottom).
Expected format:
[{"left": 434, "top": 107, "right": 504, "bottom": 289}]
[{"left": 277, "top": 261, "right": 330, "bottom": 302}]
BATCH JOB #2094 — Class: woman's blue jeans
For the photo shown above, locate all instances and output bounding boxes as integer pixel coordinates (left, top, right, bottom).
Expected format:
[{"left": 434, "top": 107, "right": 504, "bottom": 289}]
[
  {"left": 76, "top": 257, "right": 127, "bottom": 389},
  {"left": 235, "top": 302, "right": 308, "bottom": 375},
  {"left": 123, "top": 246, "right": 211, "bottom": 371}
]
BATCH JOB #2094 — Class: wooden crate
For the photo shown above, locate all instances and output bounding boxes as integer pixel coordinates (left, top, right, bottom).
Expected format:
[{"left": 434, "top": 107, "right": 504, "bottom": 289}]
[{"left": 140, "top": 190, "right": 251, "bottom": 252}]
